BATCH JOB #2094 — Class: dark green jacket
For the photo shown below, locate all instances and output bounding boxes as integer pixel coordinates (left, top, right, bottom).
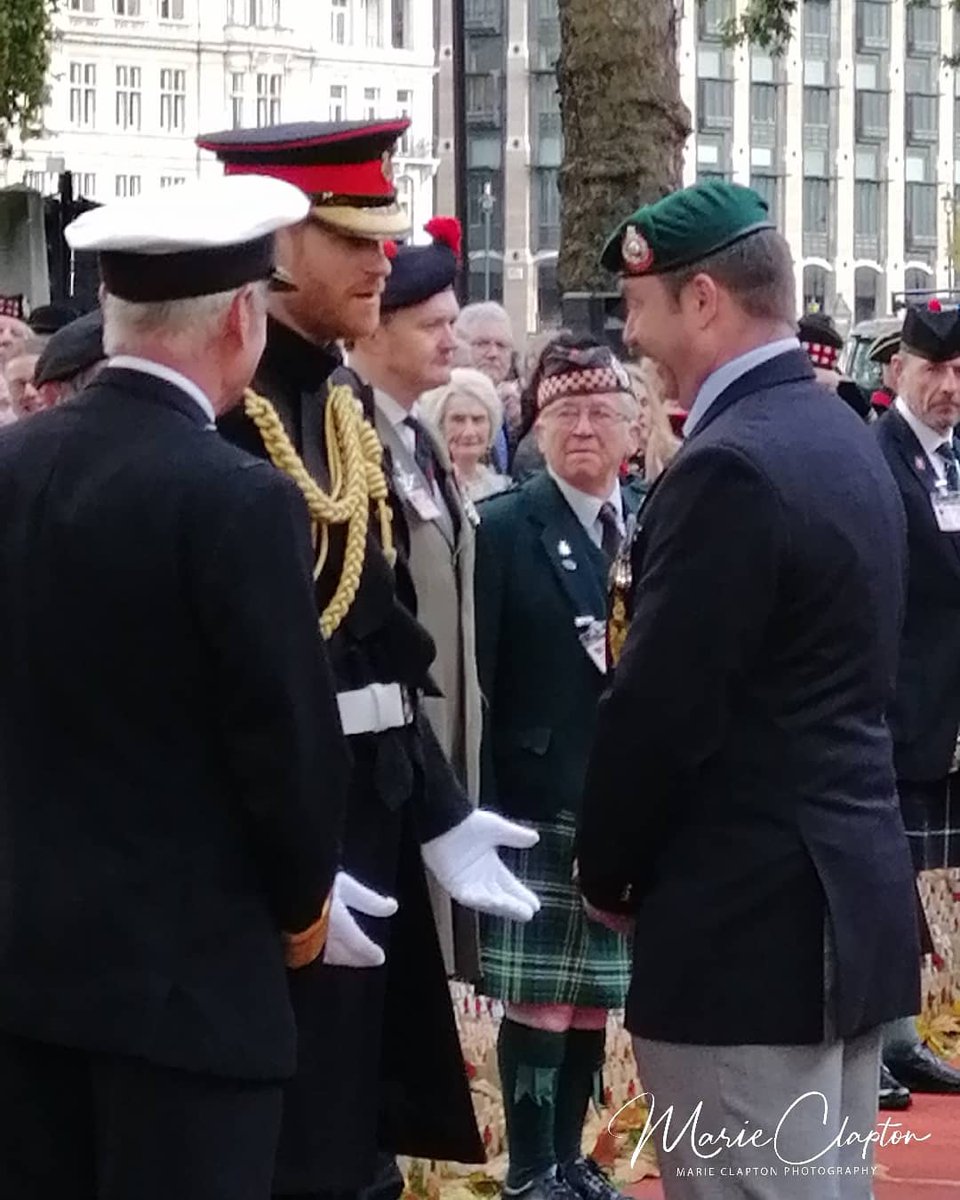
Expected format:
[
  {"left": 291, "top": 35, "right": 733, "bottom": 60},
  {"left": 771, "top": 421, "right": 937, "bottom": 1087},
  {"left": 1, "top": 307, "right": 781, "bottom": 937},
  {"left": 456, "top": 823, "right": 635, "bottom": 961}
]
[{"left": 475, "top": 471, "right": 641, "bottom": 821}]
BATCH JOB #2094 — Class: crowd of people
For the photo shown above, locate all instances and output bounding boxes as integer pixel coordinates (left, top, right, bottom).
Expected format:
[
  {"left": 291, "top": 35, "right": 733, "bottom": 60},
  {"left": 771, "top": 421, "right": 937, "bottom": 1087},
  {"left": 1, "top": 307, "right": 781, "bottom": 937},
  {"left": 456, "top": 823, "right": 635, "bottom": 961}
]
[{"left": 0, "top": 118, "right": 958, "bottom": 1200}]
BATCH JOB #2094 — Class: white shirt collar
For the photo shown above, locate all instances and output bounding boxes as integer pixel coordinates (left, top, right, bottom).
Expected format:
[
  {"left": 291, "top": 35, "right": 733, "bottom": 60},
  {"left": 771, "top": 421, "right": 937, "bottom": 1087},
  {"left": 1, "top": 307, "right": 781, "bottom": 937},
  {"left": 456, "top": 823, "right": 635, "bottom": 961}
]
[
  {"left": 374, "top": 388, "right": 414, "bottom": 430},
  {"left": 548, "top": 466, "right": 623, "bottom": 547},
  {"left": 108, "top": 356, "right": 216, "bottom": 426},
  {"left": 895, "top": 396, "right": 953, "bottom": 474},
  {"left": 683, "top": 337, "right": 800, "bottom": 437}
]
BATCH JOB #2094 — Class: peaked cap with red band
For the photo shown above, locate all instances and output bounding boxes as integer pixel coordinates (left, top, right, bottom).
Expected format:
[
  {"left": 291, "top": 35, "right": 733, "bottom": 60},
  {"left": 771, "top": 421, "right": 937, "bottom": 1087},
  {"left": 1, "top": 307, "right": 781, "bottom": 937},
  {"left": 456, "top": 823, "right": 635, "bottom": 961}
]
[
  {"left": 196, "top": 119, "right": 411, "bottom": 238},
  {"left": 381, "top": 217, "right": 461, "bottom": 312}
]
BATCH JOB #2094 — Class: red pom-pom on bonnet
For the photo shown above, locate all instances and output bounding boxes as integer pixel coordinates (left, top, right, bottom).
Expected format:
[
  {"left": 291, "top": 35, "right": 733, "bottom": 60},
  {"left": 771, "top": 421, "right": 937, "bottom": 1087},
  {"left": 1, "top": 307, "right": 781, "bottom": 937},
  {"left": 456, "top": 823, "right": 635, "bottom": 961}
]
[
  {"left": 424, "top": 216, "right": 462, "bottom": 261},
  {"left": 927, "top": 297, "right": 942, "bottom": 312},
  {"left": 383, "top": 240, "right": 398, "bottom": 260}
]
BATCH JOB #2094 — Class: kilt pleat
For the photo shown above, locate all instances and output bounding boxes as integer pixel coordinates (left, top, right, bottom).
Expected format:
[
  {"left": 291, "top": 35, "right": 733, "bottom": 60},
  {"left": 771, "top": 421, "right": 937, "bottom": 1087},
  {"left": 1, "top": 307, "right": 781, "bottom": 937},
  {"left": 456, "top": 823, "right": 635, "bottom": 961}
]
[
  {"left": 479, "top": 812, "right": 631, "bottom": 1008},
  {"left": 899, "top": 776, "right": 960, "bottom": 872}
]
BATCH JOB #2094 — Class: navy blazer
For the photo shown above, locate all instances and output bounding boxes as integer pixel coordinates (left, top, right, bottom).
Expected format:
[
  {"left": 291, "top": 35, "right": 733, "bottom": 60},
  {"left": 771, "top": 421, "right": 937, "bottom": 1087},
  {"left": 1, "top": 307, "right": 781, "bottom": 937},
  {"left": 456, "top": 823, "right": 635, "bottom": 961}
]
[
  {"left": 578, "top": 349, "right": 920, "bottom": 1045},
  {"left": 874, "top": 407, "right": 960, "bottom": 781},
  {"left": 0, "top": 369, "right": 348, "bottom": 1081}
]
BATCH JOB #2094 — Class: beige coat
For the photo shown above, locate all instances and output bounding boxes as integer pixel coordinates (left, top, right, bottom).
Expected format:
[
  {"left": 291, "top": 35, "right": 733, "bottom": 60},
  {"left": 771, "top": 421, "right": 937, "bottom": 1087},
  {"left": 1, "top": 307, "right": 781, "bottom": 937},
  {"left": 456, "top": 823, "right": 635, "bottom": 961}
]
[{"left": 375, "top": 394, "right": 482, "bottom": 975}]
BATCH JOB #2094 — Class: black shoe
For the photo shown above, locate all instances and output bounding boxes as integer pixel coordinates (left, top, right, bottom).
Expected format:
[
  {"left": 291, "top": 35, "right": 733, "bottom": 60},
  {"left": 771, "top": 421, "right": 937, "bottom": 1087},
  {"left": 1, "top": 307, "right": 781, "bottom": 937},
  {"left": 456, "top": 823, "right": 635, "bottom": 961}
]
[
  {"left": 504, "top": 1172, "right": 581, "bottom": 1200},
  {"left": 879, "top": 1063, "right": 912, "bottom": 1110},
  {"left": 560, "top": 1157, "right": 627, "bottom": 1200},
  {"left": 885, "top": 1044, "right": 960, "bottom": 1093}
]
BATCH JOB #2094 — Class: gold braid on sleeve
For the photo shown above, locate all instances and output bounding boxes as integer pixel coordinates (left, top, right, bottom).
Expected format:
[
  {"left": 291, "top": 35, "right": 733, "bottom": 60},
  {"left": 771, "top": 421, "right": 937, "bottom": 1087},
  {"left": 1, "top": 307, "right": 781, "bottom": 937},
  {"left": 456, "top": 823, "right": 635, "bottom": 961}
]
[{"left": 243, "top": 384, "right": 395, "bottom": 639}]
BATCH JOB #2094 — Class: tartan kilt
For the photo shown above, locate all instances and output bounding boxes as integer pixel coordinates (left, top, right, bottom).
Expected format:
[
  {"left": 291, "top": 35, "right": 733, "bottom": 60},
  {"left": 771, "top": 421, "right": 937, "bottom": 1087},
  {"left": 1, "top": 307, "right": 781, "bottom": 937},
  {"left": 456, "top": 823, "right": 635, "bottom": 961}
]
[
  {"left": 899, "top": 775, "right": 960, "bottom": 872},
  {"left": 479, "top": 812, "right": 631, "bottom": 1008}
]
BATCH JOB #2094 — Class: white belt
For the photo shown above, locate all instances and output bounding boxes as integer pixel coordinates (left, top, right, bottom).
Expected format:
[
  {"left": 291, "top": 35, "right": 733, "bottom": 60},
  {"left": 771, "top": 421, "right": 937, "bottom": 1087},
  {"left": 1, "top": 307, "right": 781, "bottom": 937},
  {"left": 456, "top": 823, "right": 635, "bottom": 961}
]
[{"left": 336, "top": 682, "right": 414, "bottom": 737}]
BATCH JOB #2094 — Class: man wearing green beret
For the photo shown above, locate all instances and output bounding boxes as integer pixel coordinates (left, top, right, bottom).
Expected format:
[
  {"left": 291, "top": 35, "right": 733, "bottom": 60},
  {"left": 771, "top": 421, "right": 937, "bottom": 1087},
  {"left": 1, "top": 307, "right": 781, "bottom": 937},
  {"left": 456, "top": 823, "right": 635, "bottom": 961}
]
[{"left": 576, "top": 181, "right": 919, "bottom": 1198}]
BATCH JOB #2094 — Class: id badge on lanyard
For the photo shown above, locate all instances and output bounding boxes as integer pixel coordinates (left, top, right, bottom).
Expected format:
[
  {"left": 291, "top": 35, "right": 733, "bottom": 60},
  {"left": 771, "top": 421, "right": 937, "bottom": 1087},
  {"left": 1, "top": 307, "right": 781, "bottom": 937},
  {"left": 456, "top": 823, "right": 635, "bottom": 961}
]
[{"left": 931, "top": 481, "right": 960, "bottom": 533}]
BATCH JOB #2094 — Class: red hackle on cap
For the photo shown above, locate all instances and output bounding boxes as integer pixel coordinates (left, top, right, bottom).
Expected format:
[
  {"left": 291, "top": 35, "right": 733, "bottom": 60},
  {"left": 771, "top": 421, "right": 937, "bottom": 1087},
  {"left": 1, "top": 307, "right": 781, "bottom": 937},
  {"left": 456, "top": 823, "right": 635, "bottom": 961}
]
[
  {"left": 928, "top": 298, "right": 942, "bottom": 312},
  {"left": 424, "top": 216, "right": 462, "bottom": 261},
  {"left": 383, "top": 240, "right": 398, "bottom": 259}
]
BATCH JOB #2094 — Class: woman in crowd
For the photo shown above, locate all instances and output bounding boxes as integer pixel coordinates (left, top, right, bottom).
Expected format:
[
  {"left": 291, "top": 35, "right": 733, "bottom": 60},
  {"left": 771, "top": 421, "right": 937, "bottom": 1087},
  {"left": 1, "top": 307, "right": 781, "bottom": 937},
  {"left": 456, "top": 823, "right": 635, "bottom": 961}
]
[
  {"left": 625, "top": 357, "right": 683, "bottom": 486},
  {"left": 421, "top": 366, "right": 512, "bottom": 502}
]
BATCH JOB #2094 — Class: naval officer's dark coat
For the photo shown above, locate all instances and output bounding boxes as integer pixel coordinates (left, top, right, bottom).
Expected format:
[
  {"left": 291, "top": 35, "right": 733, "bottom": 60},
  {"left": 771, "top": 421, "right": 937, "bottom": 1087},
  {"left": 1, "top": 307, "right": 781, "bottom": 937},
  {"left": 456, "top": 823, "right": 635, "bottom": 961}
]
[
  {"left": 0, "top": 366, "right": 348, "bottom": 1081},
  {"left": 578, "top": 349, "right": 920, "bottom": 1046},
  {"left": 219, "top": 318, "right": 483, "bottom": 1192},
  {"left": 874, "top": 408, "right": 960, "bottom": 784}
]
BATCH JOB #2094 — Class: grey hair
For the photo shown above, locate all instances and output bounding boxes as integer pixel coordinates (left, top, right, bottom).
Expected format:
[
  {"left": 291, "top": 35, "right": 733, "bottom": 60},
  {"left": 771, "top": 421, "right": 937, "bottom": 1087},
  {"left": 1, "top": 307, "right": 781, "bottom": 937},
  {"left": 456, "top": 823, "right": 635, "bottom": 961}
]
[
  {"left": 455, "top": 301, "right": 513, "bottom": 340},
  {"left": 55, "top": 358, "right": 107, "bottom": 401},
  {"left": 102, "top": 283, "right": 266, "bottom": 357},
  {"left": 421, "top": 367, "right": 504, "bottom": 452},
  {"left": 659, "top": 228, "right": 796, "bottom": 324}
]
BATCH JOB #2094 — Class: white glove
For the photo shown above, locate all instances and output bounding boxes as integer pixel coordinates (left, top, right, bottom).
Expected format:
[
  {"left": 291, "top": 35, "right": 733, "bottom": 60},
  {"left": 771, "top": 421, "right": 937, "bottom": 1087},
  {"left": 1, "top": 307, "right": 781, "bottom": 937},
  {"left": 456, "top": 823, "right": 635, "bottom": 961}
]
[
  {"left": 322, "top": 871, "right": 398, "bottom": 968},
  {"left": 421, "top": 810, "right": 542, "bottom": 922}
]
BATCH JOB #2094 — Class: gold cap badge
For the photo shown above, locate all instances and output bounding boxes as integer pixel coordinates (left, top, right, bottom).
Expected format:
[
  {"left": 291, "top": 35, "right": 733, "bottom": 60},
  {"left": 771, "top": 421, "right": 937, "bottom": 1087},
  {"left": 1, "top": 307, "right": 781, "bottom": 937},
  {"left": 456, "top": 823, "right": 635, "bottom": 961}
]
[
  {"left": 381, "top": 150, "right": 394, "bottom": 185},
  {"left": 622, "top": 224, "right": 653, "bottom": 274}
]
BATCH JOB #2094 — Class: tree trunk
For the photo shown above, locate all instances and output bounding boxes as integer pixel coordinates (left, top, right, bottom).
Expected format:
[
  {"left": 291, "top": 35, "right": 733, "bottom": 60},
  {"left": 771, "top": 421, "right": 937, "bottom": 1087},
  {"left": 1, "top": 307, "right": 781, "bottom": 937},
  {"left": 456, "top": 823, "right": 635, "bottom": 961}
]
[{"left": 556, "top": 0, "right": 691, "bottom": 292}]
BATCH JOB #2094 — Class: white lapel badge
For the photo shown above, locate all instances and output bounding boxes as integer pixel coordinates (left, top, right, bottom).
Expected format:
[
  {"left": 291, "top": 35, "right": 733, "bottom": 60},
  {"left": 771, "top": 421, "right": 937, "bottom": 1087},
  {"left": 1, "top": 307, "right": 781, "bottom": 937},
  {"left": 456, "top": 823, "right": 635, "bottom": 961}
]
[
  {"left": 558, "top": 539, "right": 572, "bottom": 557},
  {"left": 915, "top": 455, "right": 927, "bottom": 473},
  {"left": 561, "top": 558, "right": 578, "bottom": 572}
]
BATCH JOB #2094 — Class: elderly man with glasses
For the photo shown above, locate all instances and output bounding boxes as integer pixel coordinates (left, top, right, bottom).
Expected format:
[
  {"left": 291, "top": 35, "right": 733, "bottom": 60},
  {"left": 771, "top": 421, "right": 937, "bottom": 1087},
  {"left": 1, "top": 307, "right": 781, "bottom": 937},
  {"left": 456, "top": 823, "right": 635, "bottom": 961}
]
[{"left": 473, "top": 337, "right": 642, "bottom": 1200}]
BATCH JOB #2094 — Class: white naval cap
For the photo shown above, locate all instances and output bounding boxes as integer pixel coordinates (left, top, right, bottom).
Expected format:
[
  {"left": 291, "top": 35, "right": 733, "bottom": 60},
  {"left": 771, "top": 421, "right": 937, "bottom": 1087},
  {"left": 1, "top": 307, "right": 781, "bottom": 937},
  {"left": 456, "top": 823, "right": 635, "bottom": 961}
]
[{"left": 65, "top": 174, "right": 309, "bottom": 303}]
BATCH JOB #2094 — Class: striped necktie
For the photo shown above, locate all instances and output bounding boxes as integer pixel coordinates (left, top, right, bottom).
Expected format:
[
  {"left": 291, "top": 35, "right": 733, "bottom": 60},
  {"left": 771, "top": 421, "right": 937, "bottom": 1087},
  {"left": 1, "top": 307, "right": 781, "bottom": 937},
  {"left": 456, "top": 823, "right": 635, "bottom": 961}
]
[
  {"left": 403, "top": 415, "right": 436, "bottom": 487},
  {"left": 936, "top": 442, "right": 960, "bottom": 493},
  {"left": 598, "top": 502, "right": 622, "bottom": 561}
]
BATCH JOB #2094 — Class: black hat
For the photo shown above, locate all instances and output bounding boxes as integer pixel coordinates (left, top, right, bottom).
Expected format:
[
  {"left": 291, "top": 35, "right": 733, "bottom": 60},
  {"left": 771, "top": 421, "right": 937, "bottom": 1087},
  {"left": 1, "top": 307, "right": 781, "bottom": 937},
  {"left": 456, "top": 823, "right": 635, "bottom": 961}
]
[
  {"left": 798, "top": 311, "right": 843, "bottom": 350},
  {"left": 798, "top": 312, "right": 843, "bottom": 371},
  {"left": 381, "top": 218, "right": 460, "bottom": 312},
  {"left": 28, "top": 303, "right": 80, "bottom": 335},
  {"left": 900, "top": 301, "right": 960, "bottom": 363},
  {"left": 868, "top": 330, "right": 900, "bottom": 365},
  {"left": 33, "top": 310, "right": 104, "bottom": 386},
  {"left": 196, "top": 119, "right": 410, "bottom": 238}
]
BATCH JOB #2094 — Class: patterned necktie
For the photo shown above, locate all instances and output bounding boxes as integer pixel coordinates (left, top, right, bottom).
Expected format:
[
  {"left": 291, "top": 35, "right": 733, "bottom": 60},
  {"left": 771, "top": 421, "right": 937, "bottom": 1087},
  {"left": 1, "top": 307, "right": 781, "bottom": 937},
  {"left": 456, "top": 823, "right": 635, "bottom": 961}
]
[
  {"left": 937, "top": 442, "right": 960, "bottom": 493},
  {"left": 598, "top": 501, "right": 622, "bottom": 561},
  {"left": 403, "top": 415, "right": 436, "bottom": 487}
]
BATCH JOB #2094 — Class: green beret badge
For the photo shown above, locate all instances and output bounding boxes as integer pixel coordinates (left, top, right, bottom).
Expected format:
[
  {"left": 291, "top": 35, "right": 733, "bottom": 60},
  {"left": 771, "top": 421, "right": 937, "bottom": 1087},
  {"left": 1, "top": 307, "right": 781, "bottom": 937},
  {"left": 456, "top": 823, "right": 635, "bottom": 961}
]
[{"left": 621, "top": 224, "right": 653, "bottom": 274}]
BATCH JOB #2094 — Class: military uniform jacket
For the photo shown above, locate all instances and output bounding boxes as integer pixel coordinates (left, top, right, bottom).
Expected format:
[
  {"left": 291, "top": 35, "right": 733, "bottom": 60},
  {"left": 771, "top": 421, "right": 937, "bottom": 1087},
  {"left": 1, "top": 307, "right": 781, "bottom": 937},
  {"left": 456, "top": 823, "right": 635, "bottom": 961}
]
[
  {"left": 475, "top": 472, "right": 641, "bottom": 823},
  {"left": 578, "top": 349, "right": 920, "bottom": 1046},
  {"left": 874, "top": 407, "right": 960, "bottom": 782},
  {"left": 218, "top": 318, "right": 482, "bottom": 1191},
  {"left": 0, "top": 367, "right": 347, "bottom": 1082}
]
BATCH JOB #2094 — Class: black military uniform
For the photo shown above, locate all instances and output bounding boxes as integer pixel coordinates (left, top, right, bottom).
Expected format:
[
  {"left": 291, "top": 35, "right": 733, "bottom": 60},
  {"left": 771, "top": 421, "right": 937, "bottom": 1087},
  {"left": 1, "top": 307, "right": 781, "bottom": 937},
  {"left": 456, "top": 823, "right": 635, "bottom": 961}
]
[
  {"left": 199, "top": 122, "right": 485, "bottom": 1198},
  {"left": 0, "top": 179, "right": 348, "bottom": 1200}
]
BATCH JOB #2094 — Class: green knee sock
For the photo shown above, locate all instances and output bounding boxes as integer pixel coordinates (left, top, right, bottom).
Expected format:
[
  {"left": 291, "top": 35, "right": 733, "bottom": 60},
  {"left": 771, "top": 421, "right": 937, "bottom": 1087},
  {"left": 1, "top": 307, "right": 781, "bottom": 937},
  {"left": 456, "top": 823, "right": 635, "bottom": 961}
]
[
  {"left": 554, "top": 1027, "right": 606, "bottom": 1167},
  {"left": 497, "top": 1019, "right": 568, "bottom": 1191}
]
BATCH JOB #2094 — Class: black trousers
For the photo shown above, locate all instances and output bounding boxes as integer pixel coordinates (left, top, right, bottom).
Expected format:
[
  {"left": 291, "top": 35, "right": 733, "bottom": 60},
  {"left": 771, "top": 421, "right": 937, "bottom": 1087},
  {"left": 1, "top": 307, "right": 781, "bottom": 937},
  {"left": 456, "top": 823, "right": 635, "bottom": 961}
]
[
  {"left": 0, "top": 1030, "right": 282, "bottom": 1200},
  {"left": 275, "top": 1151, "right": 406, "bottom": 1200}
]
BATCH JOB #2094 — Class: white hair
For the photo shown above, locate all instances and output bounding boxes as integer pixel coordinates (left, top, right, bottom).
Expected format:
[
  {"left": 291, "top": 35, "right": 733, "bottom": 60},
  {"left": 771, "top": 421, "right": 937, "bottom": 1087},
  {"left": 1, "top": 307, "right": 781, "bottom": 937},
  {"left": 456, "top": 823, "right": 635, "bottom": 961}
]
[
  {"left": 421, "top": 367, "right": 504, "bottom": 452},
  {"left": 101, "top": 284, "right": 264, "bottom": 357},
  {"left": 454, "top": 301, "right": 513, "bottom": 341}
]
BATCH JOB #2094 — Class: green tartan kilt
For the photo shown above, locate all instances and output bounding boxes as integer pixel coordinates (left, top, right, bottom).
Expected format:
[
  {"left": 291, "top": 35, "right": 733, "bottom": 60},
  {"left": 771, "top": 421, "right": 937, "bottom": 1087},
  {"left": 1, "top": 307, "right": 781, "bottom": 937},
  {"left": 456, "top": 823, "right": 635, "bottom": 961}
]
[{"left": 479, "top": 812, "right": 631, "bottom": 1008}]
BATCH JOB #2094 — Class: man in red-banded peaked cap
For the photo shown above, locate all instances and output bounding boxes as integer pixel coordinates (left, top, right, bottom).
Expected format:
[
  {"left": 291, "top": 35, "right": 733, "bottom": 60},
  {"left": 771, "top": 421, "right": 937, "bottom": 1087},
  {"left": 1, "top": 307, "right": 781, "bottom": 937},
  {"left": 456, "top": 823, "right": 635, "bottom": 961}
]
[
  {"left": 197, "top": 119, "right": 410, "bottom": 239},
  {"left": 196, "top": 120, "right": 539, "bottom": 1200}
]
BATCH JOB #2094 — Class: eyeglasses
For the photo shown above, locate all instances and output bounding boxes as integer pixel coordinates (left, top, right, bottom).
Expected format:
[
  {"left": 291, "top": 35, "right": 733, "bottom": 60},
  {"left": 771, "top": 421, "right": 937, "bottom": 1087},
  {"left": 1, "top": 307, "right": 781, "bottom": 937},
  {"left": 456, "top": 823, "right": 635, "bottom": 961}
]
[{"left": 542, "top": 403, "right": 629, "bottom": 429}]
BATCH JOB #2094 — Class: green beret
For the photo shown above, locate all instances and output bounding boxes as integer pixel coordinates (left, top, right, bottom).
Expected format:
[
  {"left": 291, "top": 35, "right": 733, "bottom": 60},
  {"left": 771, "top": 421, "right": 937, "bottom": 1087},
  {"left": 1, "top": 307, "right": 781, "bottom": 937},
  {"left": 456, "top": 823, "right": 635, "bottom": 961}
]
[{"left": 599, "top": 180, "right": 775, "bottom": 276}]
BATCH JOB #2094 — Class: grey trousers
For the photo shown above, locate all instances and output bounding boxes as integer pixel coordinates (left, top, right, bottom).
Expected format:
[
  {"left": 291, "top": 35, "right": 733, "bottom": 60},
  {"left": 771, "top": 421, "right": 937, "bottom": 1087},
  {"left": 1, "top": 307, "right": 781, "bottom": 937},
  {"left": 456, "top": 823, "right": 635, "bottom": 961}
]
[{"left": 630, "top": 1030, "right": 882, "bottom": 1200}]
